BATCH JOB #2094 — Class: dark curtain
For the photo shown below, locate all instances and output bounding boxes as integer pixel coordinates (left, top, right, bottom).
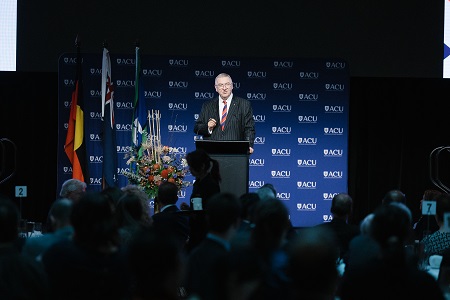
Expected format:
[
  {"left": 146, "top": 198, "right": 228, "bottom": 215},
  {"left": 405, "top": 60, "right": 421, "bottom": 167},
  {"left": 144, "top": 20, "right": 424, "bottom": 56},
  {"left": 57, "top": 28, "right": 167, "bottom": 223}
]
[{"left": 349, "top": 77, "right": 450, "bottom": 224}]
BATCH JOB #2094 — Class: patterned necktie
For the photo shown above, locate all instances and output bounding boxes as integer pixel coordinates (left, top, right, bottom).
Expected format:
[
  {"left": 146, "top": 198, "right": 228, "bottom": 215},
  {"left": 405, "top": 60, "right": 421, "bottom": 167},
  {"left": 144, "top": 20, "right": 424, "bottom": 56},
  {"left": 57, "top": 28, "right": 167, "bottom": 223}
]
[{"left": 220, "top": 100, "right": 227, "bottom": 131}]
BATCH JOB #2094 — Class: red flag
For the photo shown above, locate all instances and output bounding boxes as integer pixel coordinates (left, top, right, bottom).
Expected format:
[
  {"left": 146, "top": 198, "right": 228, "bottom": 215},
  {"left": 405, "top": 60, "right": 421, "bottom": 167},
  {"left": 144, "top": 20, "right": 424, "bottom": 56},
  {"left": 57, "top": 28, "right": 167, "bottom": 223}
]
[{"left": 64, "top": 38, "right": 88, "bottom": 183}]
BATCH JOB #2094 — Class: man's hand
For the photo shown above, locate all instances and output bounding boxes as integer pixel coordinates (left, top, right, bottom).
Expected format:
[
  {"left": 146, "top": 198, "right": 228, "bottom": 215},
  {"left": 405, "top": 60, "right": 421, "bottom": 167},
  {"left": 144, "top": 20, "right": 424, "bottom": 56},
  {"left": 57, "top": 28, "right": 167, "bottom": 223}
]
[
  {"left": 208, "top": 118, "right": 217, "bottom": 130},
  {"left": 249, "top": 147, "right": 254, "bottom": 154}
]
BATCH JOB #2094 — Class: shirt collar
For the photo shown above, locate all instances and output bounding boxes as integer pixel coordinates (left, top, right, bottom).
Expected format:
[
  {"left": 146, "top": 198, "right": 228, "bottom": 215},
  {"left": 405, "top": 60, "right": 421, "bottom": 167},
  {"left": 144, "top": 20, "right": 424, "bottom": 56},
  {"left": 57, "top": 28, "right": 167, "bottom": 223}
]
[
  {"left": 219, "top": 93, "right": 233, "bottom": 103},
  {"left": 160, "top": 204, "right": 177, "bottom": 212}
]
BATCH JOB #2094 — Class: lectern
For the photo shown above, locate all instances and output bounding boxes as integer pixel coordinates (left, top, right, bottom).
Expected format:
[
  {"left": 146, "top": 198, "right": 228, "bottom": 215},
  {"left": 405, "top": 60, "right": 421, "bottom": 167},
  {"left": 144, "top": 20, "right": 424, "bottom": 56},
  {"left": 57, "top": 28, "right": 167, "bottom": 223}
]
[{"left": 195, "top": 140, "right": 249, "bottom": 198}]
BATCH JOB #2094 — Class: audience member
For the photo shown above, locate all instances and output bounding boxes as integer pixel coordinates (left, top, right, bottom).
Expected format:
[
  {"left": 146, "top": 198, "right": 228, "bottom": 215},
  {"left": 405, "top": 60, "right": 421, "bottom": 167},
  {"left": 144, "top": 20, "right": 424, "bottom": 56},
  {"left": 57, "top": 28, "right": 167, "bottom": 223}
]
[
  {"left": 152, "top": 181, "right": 190, "bottom": 251},
  {"left": 286, "top": 226, "right": 339, "bottom": 300},
  {"left": 338, "top": 202, "right": 444, "bottom": 299},
  {"left": 359, "top": 212, "right": 375, "bottom": 235},
  {"left": 127, "top": 225, "right": 187, "bottom": 300},
  {"left": 181, "top": 148, "right": 222, "bottom": 252},
  {"left": 231, "top": 192, "right": 260, "bottom": 249},
  {"left": 101, "top": 185, "right": 125, "bottom": 214},
  {"left": 213, "top": 246, "right": 263, "bottom": 300},
  {"left": 41, "top": 191, "right": 131, "bottom": 300},
  {"left": 238, "top": 192, "right": 260, "bottom": 232},
  {"left": 381, "top": 189, "right": 407, "bottom": 205},
  {"left": 184, "top": 192, "right": 241, "bottom": 300},
  {"left": 256, "top": 183, "right": 276, "bottom": 201},
  {"left": 0, "top": 194, "right": 49, "bottom": 299},
  {"left": 59, "top": 178, "right": 87, "bottom": 202},
  {"left": 345, "top": 213, "right": 380, "bottom": 273},
  {"left": 115, "top": 191, "right": 148, "bottom": 248},
  {"left": 121, "top": 184, "right": 152, "bottom": 226},
  {"left": 248, "top": 197, "right": 291, "bottom": 300},
  {"left": 44, "top": 178, "right": 87, "bottom": 233},
  {"left": 315, "top": 193, "right": 360, "bottom": 264},
  {"left": 22, "top": 198, "right": 74, "bottom": 261},
  {"left": 437, "top": 245, "right": 450, "bottom": 291},
  {"left": 421, "top": 192, "right": 450, "bottom": 257},
  {"left": 255, "top": 183, "right": 297, "bottom": 241},
  {"left": 413, "top": 189, "right": 442, "bottom": 240},
  {"left": 181, "top": 148, "right": 221, "bottom": 210}
]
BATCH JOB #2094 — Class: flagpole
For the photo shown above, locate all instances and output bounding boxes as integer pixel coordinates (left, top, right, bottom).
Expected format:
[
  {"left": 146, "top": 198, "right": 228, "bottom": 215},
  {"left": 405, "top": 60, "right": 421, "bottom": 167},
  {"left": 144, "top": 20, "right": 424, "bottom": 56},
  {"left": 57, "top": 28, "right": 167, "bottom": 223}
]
[{"left": 157, "top": 110, "right": 161, "bottom": 154}]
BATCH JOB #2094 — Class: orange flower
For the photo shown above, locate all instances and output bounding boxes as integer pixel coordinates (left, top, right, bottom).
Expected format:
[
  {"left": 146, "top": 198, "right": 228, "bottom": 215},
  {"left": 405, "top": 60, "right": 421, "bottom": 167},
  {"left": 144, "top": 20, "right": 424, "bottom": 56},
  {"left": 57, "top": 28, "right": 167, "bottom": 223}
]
[
  {"left": 168, "top": 178, "right": 175, "bottom": 183},
  {"left": 148, "top": 175, "right": 154, "bottom": 181},
  {"left": 160, "top": 169, "right": 169, "bottom": 178},
  {"left": 153, "top": 164, "right": 160, "bottom": 170}
]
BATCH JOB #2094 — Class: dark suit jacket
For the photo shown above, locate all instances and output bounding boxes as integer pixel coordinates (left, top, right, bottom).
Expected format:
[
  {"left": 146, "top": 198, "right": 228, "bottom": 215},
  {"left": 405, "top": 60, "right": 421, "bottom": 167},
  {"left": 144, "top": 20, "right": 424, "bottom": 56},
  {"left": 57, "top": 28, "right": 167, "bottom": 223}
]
[
  {"left": 194, "top": 96, "right": 255, "bottom": 147},
  {"left": 316, "top": 218, "right": 360, "bottom": 263},
  {"left": 184, "top": 237, "right": 229, "bottom": 299},
  {"left": 152, "top": 204, "right": 190, "bottom": 245}
]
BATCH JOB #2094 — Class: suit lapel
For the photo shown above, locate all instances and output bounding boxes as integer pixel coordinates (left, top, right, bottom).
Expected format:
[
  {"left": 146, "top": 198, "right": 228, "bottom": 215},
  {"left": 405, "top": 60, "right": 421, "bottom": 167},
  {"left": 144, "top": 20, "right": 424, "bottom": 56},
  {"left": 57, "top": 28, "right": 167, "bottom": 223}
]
[
  {"left": 212, "top": 97, "right": 221, "bottom": 121},
  {"left": 226, "top": 97, "right": 238, "bottom": 122}
]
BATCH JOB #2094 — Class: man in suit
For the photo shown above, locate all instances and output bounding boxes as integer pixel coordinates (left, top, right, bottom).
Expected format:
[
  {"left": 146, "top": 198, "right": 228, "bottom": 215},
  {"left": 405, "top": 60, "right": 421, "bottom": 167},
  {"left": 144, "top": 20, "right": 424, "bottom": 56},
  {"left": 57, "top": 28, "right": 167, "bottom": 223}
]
[
  {"left": 152, "top": 181, "right": 190, "bottom": 251},
  {"left": 194, "top": 73, "right": 256, "bottom": 154},
  {"left": 183, "top": 192, "right": 242, "bottom": 299},
  {"left": 22, "top": 198, "right": 74, "bottom": 261},
  {"left": 316, "top": 193, "right": 360, "bottom": 264}
]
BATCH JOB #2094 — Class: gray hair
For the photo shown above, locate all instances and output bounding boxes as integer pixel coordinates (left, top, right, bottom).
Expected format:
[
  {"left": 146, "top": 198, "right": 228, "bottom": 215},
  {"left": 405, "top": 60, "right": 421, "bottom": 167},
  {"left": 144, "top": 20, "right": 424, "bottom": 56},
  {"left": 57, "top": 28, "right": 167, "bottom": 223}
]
[{"left": 60, "top": 179, "right": 87, "bottom": 198}]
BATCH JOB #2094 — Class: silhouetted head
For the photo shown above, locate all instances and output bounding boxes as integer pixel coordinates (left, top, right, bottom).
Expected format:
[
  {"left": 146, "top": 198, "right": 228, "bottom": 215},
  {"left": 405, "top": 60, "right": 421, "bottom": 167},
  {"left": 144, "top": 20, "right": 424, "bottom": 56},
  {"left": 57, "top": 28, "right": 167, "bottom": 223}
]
[
  {"left": 60, "top": 178, "right": 87, "bottom": 202},
  {"left": 157, "top": 181, "right": 179, "bottom": 206},
  {"left": 382, "top": 189, "right": 406, "bottom": 205},
  {"left": 330, "top": 193, "right": 353, "bottom": 218}
]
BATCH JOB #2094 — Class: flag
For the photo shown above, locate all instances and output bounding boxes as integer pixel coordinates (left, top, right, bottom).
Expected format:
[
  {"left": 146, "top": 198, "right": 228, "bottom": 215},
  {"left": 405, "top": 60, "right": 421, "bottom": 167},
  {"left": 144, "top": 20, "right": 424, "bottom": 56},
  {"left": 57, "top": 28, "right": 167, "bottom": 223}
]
[
  {"left": 101, "top": 47, "right": 118, "bottom": 188},
  {"left": 64, "top": 38, "right": 88, "bottom": 183},
  {"left": 131, "top": 45, "right": 148, "bottom": 159}
]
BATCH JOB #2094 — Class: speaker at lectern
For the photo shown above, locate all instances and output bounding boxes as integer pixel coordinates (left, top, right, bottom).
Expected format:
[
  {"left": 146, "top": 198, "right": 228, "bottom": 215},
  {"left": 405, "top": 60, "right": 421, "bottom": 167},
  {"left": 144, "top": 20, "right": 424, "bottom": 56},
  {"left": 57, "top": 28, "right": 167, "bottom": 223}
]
[{"left": 195, "top": 140, "right": 249, "bottom": 198}]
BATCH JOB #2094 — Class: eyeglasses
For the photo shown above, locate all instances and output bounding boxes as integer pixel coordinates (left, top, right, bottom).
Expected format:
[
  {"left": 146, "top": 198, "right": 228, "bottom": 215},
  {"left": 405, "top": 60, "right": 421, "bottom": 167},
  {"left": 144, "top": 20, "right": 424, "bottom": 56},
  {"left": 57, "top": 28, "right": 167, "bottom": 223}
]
[{"left": 215, "top": 82, "right": 232, "bottom": 88}]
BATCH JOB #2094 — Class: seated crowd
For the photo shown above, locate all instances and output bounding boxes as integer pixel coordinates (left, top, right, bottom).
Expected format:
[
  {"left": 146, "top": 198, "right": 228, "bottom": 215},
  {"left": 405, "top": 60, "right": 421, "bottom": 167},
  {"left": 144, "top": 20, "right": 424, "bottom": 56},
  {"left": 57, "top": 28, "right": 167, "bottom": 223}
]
[{"left": 0, "top": 179, "right": 448, "bottom": 300}]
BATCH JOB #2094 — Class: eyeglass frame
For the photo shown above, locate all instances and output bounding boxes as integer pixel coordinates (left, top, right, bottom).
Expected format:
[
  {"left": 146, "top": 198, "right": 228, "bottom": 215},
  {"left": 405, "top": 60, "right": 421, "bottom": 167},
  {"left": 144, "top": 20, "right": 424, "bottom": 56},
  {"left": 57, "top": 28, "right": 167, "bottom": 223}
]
[{"left": 215, "top": 82, "right": 233, "bottom": 88}]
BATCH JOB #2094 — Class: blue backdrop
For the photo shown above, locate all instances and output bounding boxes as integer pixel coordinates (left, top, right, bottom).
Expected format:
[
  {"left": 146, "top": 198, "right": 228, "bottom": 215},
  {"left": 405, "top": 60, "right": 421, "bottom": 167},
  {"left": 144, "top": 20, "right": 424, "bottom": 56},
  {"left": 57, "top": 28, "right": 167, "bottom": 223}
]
[{"left": 57, "top": 53, "right": 349, "bottom": 227}]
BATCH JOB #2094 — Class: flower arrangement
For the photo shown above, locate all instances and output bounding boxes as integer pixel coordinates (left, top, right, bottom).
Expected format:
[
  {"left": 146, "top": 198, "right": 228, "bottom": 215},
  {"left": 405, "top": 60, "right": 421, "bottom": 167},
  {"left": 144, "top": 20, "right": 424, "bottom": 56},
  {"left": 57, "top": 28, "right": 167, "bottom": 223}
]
[{"left": 123, "top": 110, "right": 191, "bottom": 199}]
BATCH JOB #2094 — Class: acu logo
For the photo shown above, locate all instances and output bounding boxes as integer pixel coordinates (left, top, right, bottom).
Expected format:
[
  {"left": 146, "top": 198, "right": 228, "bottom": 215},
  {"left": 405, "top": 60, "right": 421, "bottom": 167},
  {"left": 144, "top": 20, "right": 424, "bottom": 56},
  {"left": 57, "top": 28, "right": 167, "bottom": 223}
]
[
  {"left": 326, "top": 61, "right": 346, "bottom": 69},
  {"left": 298, "top": 137, "right": 317, "bottom": 144},
  {"left": 323, "top": 193, "right": 337, "bottom": 200},
  {"left": 247, "top": 71, "right": 267, "bottom": 78},
  {"left": 248, "top": 181, "right": 265, "bottom": 188},
  {"left": 169, "top": 81, "right": 188, "bottom": 88},
  {"left": 90, "top": 177, "right": 102, "bottom": 185},
  {"left": 299, "top": 72, "right": 319, "bottom": 79},
  {"left": 298, "top": 93, "right": 318, "bottom": 101},
  {"left": 195, "top": 70, "right": 215, "bottom": 77},
  {"left": 273, "top": 105, "right": 291, "bottom": 112},
  {"left": 89, "top": 156, "right": 103, "bottom": 163},
  {"left": 169, "top": 103, "right": 187, "bottom": 110},
  {"left": 297, "top": 181, "right": 317, "bottom": 188},
  {"left": 169, "top": 59, "right": 189, "bottom": 66},
  {"left": 221, "top": 60, "right": 240, "bottom": 67},
  {"left": 272, "top": 127, "right": 291, "bottom": 133},
  {"left": 273, "top": 61, "right": 293, "bottom": 68}
]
